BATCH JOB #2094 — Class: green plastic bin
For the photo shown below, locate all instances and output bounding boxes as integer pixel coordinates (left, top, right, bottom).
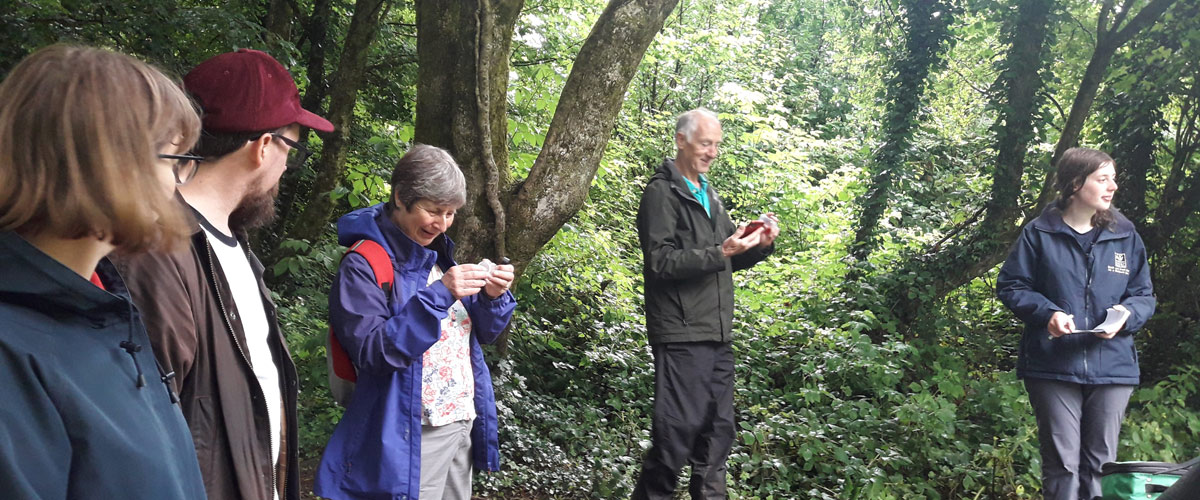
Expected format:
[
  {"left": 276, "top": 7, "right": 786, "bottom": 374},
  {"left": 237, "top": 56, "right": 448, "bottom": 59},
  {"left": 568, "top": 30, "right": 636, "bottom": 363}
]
[{"left": 1101, "top": 459, "right": 1198, "bottom": 500}]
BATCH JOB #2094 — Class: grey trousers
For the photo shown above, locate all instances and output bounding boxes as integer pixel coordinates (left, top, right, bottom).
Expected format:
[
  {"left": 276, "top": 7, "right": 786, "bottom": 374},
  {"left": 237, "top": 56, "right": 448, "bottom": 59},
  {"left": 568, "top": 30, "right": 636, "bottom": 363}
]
[
  {"left": 1025, "top": 378, "right": 1134, "bottom": 500},
  {"left": 419, "top": 419, "right": 474, "bottom": 500}
]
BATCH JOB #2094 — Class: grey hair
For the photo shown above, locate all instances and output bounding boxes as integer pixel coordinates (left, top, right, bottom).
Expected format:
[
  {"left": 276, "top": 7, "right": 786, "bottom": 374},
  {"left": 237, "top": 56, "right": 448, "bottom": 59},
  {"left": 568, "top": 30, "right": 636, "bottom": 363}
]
[
  {"left": 389, "top": 144, "right": 467, "bottom": 209},
  {"left": 675, "top": 108, "right": 719, "bottom": 142}
]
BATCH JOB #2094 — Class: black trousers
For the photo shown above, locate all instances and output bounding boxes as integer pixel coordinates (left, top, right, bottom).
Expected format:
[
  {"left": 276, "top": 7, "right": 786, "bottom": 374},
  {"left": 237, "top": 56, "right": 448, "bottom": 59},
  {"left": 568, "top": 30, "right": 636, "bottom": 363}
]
[{"left": 632, "top": 341, "right": 735, "bottom": 500}]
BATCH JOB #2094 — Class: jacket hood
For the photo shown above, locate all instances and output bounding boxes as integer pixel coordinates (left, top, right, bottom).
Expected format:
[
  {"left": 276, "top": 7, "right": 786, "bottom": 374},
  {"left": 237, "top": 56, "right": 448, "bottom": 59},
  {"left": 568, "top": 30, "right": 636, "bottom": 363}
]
[
  {"left": 0, "top": 232, "right": 127, "bottom": 317},
  {"left": 1032, "top": 204, "right": 1135, "bottom": 240},
  {"left": 652, "top": 158, "right": 683, "bottom": 183},
  {"left": 336, "top": 203, "right": 455, "bottom": 271},
  {"left": 0, "top": 232, "right": 156, "bottom": 390},
  {"left": 652, "top": 158, "right": 702, "bottom": 199}
]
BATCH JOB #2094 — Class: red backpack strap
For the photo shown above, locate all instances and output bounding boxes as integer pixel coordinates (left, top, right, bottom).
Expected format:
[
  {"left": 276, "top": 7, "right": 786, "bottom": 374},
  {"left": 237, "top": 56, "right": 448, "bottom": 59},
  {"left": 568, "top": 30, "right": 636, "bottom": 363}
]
[
  {"left": 346, "top": 239, "right": 394, "bottom": 293},
  {"left": 328, "top": 239, "right": 395, "bottom": 384}
]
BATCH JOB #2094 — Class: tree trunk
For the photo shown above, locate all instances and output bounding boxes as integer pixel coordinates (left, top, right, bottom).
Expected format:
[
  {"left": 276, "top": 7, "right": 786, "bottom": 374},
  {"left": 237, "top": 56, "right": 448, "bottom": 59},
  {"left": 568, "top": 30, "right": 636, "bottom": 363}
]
[
  {"left": 1031, "top": 0, "right": 1177, "bottom": 210},
  {"left": 263, "top": 0, "right": 334, "bottom": 263},
  {"left": 286, "top": 0, "right": 389, "bottom": 244},
  {"left": 414, "top": 0, "right": 524, "bottom": 265},
  {"left": 1147, "top": 87, "right": 1200, "bottom": 256},
  {"left": 848, "top": 0, "right": 955, "bottom": 268},
  {"left": 416, "top": 0, "right": 678, "bottom": 353},
  {"left": 504, "top": 0, "right": 680, "bottom": 271},
  {"left": 879, "top": 0, "right": 1175, "bottom": 330},
  {"left": 415, "top": 0, "right": 679, "bottom": 275},
  {"left": 264, "top": 0, "right": 295, "bottom": 42}
]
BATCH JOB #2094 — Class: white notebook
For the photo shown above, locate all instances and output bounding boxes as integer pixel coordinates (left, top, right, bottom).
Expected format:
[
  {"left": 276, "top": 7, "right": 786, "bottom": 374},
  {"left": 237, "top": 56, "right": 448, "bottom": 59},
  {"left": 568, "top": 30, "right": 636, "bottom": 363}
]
[{"left": 1071, "top": 307, "right": 1131, "bottom": 334}]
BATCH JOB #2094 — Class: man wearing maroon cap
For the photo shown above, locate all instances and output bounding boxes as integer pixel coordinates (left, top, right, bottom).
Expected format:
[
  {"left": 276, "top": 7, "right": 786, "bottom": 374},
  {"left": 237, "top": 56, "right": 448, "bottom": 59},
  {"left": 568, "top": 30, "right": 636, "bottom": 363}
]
[{"left": 113, "top": 48, "right": 333, "bottom": 500}]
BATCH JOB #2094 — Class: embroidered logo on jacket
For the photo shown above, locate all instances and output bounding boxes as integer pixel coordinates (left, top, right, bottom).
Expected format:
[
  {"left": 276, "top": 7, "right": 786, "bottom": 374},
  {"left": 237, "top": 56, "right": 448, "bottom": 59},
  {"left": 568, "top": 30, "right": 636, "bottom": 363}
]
[{"left": 1108, "top": 252, "right": 1129, "bottom": 275}]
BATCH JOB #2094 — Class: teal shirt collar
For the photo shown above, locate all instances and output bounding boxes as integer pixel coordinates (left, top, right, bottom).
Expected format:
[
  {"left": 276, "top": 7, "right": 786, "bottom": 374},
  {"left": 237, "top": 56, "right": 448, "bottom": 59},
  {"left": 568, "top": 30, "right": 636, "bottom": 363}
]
[{"left": 683, "top": 174, "right": 711, "bottom": 217}]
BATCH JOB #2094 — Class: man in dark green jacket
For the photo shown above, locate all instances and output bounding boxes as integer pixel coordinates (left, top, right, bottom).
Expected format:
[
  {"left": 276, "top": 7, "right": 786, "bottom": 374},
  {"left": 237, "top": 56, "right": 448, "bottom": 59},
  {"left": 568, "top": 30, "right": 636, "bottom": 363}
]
[{"left": 632, "top": 108, "right": 777, "bottom": 499}]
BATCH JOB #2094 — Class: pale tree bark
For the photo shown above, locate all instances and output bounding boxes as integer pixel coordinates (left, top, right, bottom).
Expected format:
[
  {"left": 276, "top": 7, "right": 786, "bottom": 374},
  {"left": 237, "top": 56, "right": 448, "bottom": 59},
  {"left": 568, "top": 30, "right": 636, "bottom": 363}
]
[
  {"left": 415, "top": 0, "right": 680, "bottom": 276},
  {"left": 286, "top": 0, "right": 390, "bottom": 244}
]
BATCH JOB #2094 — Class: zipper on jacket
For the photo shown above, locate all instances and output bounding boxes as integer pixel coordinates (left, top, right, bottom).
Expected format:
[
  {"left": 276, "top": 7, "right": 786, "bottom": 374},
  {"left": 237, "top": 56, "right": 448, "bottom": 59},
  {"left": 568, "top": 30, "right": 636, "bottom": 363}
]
[
  {"left": 204, "top": 240, "right": 280, "bottom": 500},
  {"left": 1083, "top": 246, "right": 1096, "bottom": 378}
]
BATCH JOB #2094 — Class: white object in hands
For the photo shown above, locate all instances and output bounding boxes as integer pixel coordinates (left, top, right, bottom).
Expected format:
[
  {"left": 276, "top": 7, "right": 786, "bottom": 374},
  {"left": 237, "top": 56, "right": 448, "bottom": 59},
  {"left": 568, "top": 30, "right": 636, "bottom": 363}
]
[
  {"left": 759, "top": 214, "right": 778, "bottom": 230},
  {"left": 1070, "top": 307, "right": 1131, "bottom": 334},
  {"left": 478, "top": 258, "right": 497, "bottom": 275}
]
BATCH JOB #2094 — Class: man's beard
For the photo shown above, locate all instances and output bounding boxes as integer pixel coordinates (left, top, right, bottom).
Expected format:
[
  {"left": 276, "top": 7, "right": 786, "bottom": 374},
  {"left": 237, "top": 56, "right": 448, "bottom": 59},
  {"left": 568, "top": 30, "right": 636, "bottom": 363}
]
[{"left": 229, "top": 184, "right": 279, "bottom": 233}]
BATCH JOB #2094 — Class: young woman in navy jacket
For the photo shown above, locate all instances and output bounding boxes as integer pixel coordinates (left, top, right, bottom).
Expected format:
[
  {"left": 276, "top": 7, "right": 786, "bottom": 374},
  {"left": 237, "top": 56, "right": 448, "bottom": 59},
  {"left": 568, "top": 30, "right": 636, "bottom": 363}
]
[
  {"left": 0, "top": 46, "right": 207, "bottom": 498},
  {"left": 997, "top": 147, "right": 1156, "bottom": 500}
]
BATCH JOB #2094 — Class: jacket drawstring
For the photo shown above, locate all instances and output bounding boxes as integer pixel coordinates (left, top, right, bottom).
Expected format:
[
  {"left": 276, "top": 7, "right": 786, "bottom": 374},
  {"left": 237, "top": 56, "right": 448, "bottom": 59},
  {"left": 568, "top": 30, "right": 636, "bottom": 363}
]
[
  {"left": 118, "top": 302, "right": 180, "bottom": 403},
  {"left": 155, "top": 356, "right": 180, "bottom": 404},
  {"left": 117, "top": 304, "right": 145, "bottom": 388},
  {"left": 119, "top": 339, "right": 147, "bottom": 388}
]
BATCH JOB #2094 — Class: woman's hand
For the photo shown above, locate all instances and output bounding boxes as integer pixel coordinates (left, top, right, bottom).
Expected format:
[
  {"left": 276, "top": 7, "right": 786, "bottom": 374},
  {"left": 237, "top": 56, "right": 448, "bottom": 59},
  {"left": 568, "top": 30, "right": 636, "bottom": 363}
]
[
  {"left": 441, "top": 264, "right": 488, "bottom": 300},
  {"left": 1095, "top": 304, "right": 1128, "bottom": 339},
  {"left": 1047, "top": 311, "right": 1075, "bottom": 338},
  {"left": 483, "top": 264, "right": 515, "bottom": 299}
]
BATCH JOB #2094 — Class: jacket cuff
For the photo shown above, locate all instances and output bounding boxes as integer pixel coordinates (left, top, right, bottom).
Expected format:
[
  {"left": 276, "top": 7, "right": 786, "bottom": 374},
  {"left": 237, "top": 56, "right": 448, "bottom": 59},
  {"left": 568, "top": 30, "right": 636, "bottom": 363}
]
[{"left": 425, "top": 280, "right": 456, "bottom": 309}]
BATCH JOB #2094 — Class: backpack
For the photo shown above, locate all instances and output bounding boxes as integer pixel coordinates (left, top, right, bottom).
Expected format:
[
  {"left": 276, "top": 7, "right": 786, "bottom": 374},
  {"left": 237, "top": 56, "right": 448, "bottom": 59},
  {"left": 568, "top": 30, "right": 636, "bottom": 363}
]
[{"left": 326, "top": 239, "right": 393, "bottom": 406}]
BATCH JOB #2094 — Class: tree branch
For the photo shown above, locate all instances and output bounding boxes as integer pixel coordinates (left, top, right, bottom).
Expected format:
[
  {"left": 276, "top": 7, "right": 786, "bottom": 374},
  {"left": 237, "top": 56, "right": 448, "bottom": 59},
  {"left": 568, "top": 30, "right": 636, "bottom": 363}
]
[
  {"left": 505, "top": 0, "right": 680, "bottom": 265},
  {"left": 476, "top": 0, "right": 508, "bottom": 259}
]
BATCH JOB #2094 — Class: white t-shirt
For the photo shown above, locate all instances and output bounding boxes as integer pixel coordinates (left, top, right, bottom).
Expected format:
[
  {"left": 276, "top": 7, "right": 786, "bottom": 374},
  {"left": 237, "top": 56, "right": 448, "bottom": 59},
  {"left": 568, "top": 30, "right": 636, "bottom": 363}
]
[{"left": 202, "top": 224, "right": 282, "bottom": 500}]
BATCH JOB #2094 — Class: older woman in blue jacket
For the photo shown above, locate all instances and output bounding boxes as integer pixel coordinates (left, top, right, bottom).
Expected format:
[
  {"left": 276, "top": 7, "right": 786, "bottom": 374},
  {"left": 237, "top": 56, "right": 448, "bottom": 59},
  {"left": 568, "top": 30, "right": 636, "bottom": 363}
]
[
  {"left": 997, "top": 147, "right": 1156, "bottom": 500},
  {"left": 316, "top": 144, "right": 517, "bottom": 500}
]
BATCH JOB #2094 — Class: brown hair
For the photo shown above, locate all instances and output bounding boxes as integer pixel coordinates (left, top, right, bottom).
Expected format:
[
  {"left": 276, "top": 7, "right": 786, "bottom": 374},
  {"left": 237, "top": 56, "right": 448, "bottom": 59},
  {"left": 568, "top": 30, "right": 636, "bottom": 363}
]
[
  {"left": 1053, "top": 147, "right": 1116, "bottom": 230},
  {"left": 0, "top": 45, "right": 200, "bottom": 253}
]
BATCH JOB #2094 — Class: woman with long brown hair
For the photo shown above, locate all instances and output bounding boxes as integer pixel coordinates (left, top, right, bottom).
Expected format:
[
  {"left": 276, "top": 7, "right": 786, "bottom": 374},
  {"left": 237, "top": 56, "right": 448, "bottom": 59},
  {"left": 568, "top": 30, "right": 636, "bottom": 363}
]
[
  {"left": 0, "top": 45, "right": 207, "bottom": 499},
  {"left": 997, "top": 147, "right": 1156, "bottom": 500}
]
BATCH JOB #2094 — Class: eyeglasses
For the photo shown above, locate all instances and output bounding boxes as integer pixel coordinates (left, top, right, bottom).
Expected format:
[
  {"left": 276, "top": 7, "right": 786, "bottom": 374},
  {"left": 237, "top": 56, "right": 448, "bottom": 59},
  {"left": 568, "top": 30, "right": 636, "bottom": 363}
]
[
  {"left": 158, "top": 153, "right": 204, "bottom": 185},
  {"left": 271, "top": 133, "right": 313, "bottom": 169}
]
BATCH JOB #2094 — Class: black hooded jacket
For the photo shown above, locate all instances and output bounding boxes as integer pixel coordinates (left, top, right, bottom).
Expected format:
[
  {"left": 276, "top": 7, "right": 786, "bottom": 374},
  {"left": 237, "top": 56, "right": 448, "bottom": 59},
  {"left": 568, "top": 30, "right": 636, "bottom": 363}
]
[{"left": 636, "top": 159, "right": 773, "bottom": 344}]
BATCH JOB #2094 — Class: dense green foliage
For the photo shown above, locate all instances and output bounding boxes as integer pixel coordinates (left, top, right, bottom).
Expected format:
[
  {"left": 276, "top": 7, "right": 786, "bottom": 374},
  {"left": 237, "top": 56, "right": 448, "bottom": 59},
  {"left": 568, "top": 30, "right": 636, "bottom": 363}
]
[{"left": 4, "top": 0, "right": 1199, "bottom": 498}]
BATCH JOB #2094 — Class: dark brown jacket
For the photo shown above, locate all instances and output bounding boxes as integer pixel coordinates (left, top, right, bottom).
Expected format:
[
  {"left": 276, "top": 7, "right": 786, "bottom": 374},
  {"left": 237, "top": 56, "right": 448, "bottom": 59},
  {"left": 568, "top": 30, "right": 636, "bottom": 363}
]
[{"left": 113, "top": 221, "right": 299, "bottom": 500}]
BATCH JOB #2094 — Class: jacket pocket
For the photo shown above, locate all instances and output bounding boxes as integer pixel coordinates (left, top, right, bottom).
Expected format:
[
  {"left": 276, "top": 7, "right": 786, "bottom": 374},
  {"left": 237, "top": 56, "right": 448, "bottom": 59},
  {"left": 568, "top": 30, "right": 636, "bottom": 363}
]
[
  {"left": 1098, "top": 337, "right": 1138, "bottom": 379},
  {"left": 672, "top": 285, "right": 689, "bottom": 326},
  {"left": 1023, "top": 332, "right": 1076, "bottom": 378},
  {"left": 187, "top": 396, "right": 217, "bottom": 488},
  {"left": 677, "top": 274, "right": 719, "bottom": 332}
]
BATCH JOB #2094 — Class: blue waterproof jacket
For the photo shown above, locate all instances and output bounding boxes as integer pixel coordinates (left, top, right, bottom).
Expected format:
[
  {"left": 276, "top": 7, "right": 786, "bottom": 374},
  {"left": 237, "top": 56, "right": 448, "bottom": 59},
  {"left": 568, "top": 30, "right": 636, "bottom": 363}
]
[
  {"left": 0, "top": 232, "right": 207, "bottom": 499},
  {"left": 314, "top": 203, "right": 516, "bottom": 500},
  {"left": 997, "top": 206, "right": 1155, "bottom": 385}
]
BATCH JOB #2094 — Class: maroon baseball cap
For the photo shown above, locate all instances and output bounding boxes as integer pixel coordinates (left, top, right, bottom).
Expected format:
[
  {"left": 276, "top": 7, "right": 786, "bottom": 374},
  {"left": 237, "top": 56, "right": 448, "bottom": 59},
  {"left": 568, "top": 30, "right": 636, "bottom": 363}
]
[{"left": 184, "top": 49, "right": 333, "bottom": 133}]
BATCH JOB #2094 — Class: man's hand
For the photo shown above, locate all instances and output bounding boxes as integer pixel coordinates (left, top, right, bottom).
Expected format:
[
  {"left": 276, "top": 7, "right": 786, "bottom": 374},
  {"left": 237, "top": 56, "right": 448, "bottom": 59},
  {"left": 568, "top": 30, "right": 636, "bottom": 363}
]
[
  {"left": 757, "top": 213, "right": 780, "bottom": 248},
  {"left": 1095, "top": 304, "right": 1128, "bottom": 339},
  {"left": 1047, "top": 311, "right": 1074, "bottom": 338},
  {"left": 441, "top": 264, "right": 488, "bottom": 300},
  {"left": 483, "top": 264, "right": 515, "bottom": 299},
  {"left": 722, "top": 225, "right": 762, "bottom": 258}
]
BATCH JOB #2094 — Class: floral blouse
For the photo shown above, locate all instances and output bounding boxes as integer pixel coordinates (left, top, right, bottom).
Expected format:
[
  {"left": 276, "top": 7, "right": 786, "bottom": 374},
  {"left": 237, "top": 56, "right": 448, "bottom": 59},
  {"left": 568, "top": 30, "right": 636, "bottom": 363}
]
[{"left": 420, "top": 266, "right": 476, "bottom": 426}]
